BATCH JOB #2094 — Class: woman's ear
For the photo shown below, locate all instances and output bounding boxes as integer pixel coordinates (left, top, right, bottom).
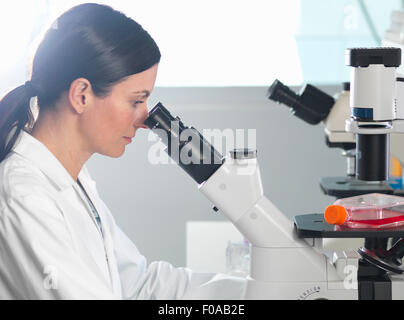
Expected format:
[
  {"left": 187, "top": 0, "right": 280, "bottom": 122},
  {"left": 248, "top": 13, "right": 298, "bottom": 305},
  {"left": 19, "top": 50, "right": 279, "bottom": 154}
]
[{"left": 68, "top": 78, "right": 93, "bottom": 114}]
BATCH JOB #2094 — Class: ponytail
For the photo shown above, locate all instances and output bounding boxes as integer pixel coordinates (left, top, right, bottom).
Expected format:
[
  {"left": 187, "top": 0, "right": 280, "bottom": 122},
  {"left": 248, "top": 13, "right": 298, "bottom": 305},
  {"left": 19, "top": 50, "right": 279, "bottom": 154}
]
[{"left": 0, "top": 82, "right": 36, "bottom": 162}]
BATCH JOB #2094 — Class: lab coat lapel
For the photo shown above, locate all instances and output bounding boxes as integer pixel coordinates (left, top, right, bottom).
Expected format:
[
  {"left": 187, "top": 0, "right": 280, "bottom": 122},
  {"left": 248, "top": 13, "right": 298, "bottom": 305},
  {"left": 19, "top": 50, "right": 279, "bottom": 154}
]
[
  {"left": 57, "top": 187, "right": 112, "bottom": 286},
  {"left": 76, "top": 173, "right": 122, "bottom": 296}
]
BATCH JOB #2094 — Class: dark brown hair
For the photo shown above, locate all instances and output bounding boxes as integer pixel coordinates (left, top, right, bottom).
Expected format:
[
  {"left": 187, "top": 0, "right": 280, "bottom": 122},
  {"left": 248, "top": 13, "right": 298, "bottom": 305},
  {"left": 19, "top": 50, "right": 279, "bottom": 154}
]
[{"left": 0, "top": 3, "right": 161, "bottom": 162}]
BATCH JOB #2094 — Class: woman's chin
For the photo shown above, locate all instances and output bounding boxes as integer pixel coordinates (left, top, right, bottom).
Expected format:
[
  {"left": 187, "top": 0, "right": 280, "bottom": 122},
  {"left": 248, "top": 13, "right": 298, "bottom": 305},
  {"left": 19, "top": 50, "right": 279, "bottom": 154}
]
[{"left": 101, "top": 146, "right": 126, "bottom": 158}]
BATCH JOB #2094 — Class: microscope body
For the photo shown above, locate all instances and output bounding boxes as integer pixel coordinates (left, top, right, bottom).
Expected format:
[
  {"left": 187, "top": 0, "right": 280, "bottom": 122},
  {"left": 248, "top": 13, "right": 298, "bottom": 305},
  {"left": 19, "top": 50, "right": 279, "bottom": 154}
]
[
  {"left": 145, "top": 50, "right": 404, "bottom": 299},
  {"left": 342, "top": 48, "right": 404, "bottom": 298},
  {"left": 345, "top": 48, "right": 403, "bottom": 181},
  {"left": 199, "top": 154, "right": 358, "bottom": 299},
  {"left": 145, "top": 103, "right": 359, "bottom": 299}
]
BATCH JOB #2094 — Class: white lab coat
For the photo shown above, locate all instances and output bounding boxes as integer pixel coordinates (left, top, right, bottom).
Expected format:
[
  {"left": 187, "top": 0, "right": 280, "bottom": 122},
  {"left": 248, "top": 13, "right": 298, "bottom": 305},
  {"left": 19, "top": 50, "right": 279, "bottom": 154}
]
[{"left": 0, "top": 131, "right": 246, "bottom": 300}]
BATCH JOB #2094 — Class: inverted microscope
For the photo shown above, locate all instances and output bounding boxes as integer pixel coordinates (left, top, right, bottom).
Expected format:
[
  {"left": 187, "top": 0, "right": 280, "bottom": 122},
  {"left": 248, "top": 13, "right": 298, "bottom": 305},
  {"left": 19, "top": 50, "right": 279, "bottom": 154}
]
[
  {"left": 144, "top": 48, "right": 404, "bottom": 299},
  {"left": 267, "top": 72, "right": 404, "bottom": 198}
]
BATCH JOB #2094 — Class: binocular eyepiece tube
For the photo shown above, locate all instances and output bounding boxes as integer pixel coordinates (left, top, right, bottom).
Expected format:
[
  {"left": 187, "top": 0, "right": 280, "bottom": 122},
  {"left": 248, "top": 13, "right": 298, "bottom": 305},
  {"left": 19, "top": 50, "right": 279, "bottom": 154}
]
[
  {"left": 267, "top": 79, "right": 335, "bottom": 125},
  {"left": 144, "top": 102, "right": 224, "bottom": 184}
]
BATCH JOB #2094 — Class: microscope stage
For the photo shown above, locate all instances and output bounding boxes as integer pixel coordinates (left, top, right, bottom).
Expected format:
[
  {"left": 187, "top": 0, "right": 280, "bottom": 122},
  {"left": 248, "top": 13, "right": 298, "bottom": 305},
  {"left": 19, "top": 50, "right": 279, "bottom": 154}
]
[{"left": 319, "top": 177, "right": 400, "bottom": 198}]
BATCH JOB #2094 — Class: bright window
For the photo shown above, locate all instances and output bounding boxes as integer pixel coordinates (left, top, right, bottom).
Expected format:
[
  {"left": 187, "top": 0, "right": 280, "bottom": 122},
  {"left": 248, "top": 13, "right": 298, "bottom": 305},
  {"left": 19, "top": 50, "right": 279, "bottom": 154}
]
[
  {"left": 0, "top": 0, "right": 402, "bottom": 92},
  {"left": 47, "top": 0, "right": 303, "bottom": 86}
]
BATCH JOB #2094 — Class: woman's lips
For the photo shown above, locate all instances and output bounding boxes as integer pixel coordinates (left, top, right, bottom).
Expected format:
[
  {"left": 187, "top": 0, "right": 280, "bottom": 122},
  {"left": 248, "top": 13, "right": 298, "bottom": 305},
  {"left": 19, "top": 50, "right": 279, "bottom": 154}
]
[{"left": 123, "top": 136, "right": 132, "bottom": 143}]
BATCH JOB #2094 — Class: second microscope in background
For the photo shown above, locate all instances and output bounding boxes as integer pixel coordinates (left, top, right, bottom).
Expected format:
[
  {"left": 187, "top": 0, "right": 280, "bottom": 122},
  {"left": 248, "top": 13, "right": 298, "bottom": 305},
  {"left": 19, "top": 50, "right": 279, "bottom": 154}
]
[{"left": 267, "top": 50, "right": 404, "bottom": 199}]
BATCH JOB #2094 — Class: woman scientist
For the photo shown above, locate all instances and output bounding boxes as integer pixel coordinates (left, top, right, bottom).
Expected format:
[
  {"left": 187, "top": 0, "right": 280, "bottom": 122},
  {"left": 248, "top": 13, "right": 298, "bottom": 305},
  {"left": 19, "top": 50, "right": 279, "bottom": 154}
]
[{"left": 0, "top": 3, "right": 246, "bottom": 299}]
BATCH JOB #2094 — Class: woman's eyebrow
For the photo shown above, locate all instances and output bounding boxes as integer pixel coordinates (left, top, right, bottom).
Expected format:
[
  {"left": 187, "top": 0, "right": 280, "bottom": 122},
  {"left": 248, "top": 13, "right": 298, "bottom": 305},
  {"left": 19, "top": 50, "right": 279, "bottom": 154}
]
[{"left": 132, "top": 90, "right": 150, "bottom": 97}]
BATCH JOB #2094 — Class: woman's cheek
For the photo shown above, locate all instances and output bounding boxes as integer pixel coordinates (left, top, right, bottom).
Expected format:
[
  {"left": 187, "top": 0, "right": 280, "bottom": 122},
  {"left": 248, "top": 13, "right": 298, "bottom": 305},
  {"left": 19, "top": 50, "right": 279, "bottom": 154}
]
[{"left": 134, "top": 105, "right": 149, "bottom": 124}]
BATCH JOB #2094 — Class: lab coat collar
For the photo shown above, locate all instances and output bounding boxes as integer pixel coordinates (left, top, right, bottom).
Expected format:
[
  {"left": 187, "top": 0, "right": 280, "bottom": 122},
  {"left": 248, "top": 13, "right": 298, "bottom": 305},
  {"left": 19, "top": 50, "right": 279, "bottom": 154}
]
[{"left": 12, "top": 130, "right": 82, "bottom": 190}]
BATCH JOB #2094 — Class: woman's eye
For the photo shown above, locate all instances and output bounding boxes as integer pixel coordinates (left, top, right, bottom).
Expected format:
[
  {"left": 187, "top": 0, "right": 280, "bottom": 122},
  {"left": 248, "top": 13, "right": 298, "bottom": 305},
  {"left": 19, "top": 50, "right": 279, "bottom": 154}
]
[{"left": 133, "top": 100, "right": 144, "bottom": 107}]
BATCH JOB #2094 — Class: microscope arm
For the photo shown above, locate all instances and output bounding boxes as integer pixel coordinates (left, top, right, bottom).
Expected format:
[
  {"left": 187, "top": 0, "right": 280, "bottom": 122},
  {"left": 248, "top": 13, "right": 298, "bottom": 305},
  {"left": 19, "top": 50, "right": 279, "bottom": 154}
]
[{"left": 198, "top": 156, "right": 305, "bottom": 248}]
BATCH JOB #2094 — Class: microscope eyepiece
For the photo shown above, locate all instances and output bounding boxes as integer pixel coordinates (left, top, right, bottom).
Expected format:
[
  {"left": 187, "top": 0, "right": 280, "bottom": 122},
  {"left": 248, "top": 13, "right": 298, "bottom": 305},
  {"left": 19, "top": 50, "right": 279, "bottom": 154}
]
[
  {"left": 144, "top": 102, "right": 185, "bottom": 133},
  {"left": 267, "top": 80, "right": 298, "bottom": 108},
  {"left": 267, "top": 79, "right": 334, "bottom": 125},
  {"left": 145, "top": 102, "right": 224, "bottom": 184}
]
